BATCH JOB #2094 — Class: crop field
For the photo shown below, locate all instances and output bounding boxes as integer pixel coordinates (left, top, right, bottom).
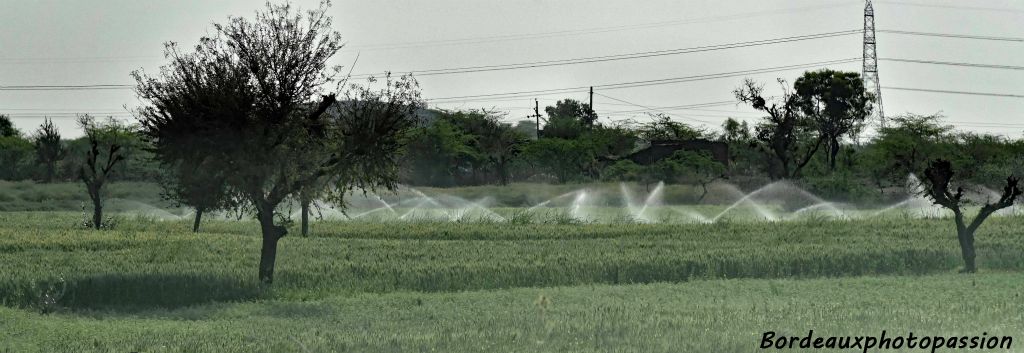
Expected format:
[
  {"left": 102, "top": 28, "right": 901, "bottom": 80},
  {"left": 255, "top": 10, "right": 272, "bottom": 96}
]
[{"left": 2, "top": 210, "right": 1023, "bottom": 352}]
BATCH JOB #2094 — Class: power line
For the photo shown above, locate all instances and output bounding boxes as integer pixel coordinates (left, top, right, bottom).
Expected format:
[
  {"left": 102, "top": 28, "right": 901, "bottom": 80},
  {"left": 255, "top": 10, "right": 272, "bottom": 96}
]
[
  {"left": 875, "top": 0, "right": 1024, "bottom": 14},
  {"left": 0, "top": 108, "right": 127, "bottom": 111},
  {"left": 350, "top": 30, "right": 1021, "bottom": 78},
  {"left": 879, "top": 29, "right": 1024, "bottom": 42},
  {"left": 0, "top": 84, "right": 133, "bottom": 91},
  {"left": 427, "top": 58, "right": 860, "bottom": 103},
  {"left": 4, "top": 32, "right": 1021, "bottom": 93},
  {"left": 883, "top": 87, "right": 1024, "bottom": 99},
  {"left": 595, "top": 92, "right": 715, "bottom": 124},
  {"left": 344, "top": 2, "right": 861, "bottom": 51},
  {"left": 880, "top": 58, "right": 1024, "bottom": 71},
  {"left": 351, "top": 30, "right": 862, "bottom": 78},
  {"left": 0, "top": 56, "right": 158, "bottom": 64}
]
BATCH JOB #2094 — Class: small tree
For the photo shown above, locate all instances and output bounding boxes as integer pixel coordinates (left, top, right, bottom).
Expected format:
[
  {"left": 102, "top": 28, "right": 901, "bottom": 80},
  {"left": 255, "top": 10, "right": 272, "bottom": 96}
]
[
  {"left": 921, "top": 159, "right": 1021, "bottom": 273},
  {"left": 77, "top": 115, "right": 129, "bottom": 229},
  {"left": 671, "top": 150, "right": 725, "bottom": 202},
  {"left": 33, "top": 118, "right": 66, "bottom": 183}
]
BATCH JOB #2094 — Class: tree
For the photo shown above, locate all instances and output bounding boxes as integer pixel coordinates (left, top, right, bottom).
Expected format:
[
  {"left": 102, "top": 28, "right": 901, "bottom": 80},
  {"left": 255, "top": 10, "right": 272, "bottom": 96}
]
[
  {"left": 793, "top": 69, "right": 873, "bottom": 171},
  {"left": 521, "top": 138, "right": 591, "bottom": 183},
  {"left": 476, "top": 120, "right": 526, "bottom": 185},
  {"left": 135, "top": 2, "right": 423, "bottom": 283},
  {"left": 77, "top": 115, "right": 130, "bottom": 229},
  {"left": 443, "top": 109, "right": 526, "bottom": 185},
  {"left": 0, "top": 114, "right": 32, "bottom": 181},
  {"left": 671, "top": 150, "right": 726, "bottom": 202},
  {"left": 402, "top": 118, "right": 475, "bottom": 186},
  {"left": 720, "top": 117, "right": 751, "bottom": 143},
  {"left": 0, "top": 115, "right": 18, "bottom": 137},
  {"left": 920, "top": 159, "right": 1021, "bottom": 273},
  {"left": 161, "top": 158, "right": 235, "bottom": 233},
  {"left": 33, "top": 118, "right": 66, "bottom": 183},
  {"left": 542, "top": 99, "right": 595, "bottom": 139},
  {"left": 862, "top": 114, "right": 954, "bottom": 190},
  {"left": 603, "top": 159, "right": 642, "bottom": 182},
  {"left": 734, "top": 78, "right": 820, "bottom": 179},
  {"left": 513, "top": 119, "right": 538, "bottom": 140},
  {"left": 0, "top": 135, "right": 33, "bottom": 181},
  {"left": 637, "top": 113, "right": 705, "bottom": 142}
]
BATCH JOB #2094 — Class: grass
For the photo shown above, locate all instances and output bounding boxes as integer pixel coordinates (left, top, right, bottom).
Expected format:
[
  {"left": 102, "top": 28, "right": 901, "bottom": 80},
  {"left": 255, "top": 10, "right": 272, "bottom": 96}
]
[
  {"left": 1, "top": 211, "right": 1022, "bottom": 351},
  {"left": 3, "top": 273, "right": 1022, "bottom": 352},
  {"left": 0, "top": 181, "right": 171, "bottom": 212}
]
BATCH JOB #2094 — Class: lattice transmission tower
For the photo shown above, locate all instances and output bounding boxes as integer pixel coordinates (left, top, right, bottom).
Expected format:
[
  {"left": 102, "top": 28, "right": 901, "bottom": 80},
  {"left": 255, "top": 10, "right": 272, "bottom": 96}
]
[{"left": 863, "top": 0, "right": 885, "bottom": 128}]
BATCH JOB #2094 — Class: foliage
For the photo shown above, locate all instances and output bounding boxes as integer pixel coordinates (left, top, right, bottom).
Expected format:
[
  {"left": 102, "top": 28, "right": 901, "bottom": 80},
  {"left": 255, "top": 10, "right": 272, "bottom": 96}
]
[
  {"left": 542, "top": 99, "right": 596, "bottom": 139},
  {"left": 862, "top": 113, "right": 954, "bottom": 185},
  {"left": 720, "top": 117, "right": 752, "bottom": 143},
  {"left": 0, "top": 114, "right": 19, "bottom": 137},
  {"left": 735, "top": 78, "right": 819, "bottom": 179},
  {"left": 668, "top": 150, "right": 726, "bottom": 201},
  {"left": 402, "top": 118, "right": 476, "bottom": 186},
  {"left": 521, "top": 138, "right": 592, "bottom": 183},
  {"left": 134, "top": 1, "right": 422, "bottom": 283},
  {"left": 637, "top": 113, "right": 707, "bottom": 142},
  {"left": 77, "top": 115, "right": 132, "bottom": 230},
  {"left": 792, "top": 69, "right": 873, "bottom": 171},
  {"left": 441, "top": 109, "right": 528, "bottom": 185},
  {"left": 603, "top": 160, "right": 642, "bottom": 182},
  {"left": 32, "top": 118, "right": 66, "bottom": 183},
  {"left": 0, "top": 135, "right": 33, "bottom": 180}
]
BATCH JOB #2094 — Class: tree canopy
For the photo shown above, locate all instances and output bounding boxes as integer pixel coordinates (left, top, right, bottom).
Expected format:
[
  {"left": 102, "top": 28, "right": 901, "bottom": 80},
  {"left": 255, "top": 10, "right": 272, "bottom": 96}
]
[{"left": 134, "top": 1, "right": 423, "bottom": 283}]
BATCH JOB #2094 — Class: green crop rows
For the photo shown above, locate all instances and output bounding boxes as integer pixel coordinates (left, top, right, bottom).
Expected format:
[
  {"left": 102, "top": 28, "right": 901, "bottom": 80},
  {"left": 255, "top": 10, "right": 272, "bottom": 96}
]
[{"left": 1, "top": 212, "right": 1023, "bottom": 352}]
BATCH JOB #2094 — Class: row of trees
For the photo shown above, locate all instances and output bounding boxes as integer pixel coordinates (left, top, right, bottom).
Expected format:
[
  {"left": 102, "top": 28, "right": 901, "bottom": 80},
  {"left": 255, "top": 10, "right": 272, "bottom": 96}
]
[{"left": 0, "top": 115, "right": 155, "bottom": 183}]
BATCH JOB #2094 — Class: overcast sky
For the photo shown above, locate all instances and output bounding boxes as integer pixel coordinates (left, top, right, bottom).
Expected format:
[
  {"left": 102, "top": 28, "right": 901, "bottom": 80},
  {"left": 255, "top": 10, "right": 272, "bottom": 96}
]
[{"left": 1, "top": 0, "right": 1021, "bottom": 138}]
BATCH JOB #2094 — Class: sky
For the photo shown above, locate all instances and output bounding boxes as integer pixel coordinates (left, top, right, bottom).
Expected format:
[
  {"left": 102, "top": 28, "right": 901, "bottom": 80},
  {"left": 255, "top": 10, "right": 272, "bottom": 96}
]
[{"left": 1, "top": 0, "right": 1021, "bottom": 138}]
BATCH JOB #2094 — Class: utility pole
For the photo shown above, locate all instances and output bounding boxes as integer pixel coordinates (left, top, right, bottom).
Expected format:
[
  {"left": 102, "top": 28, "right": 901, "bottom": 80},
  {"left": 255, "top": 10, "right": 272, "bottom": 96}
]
[
  {"left": 533, "top": 99, "right": 541, "bottom": 139},
  {"left": 587, "top": 86, "right": 596, "bottom": 125},
  {"left": 863, "top": 0, "right": 885, "bottom": 128},
  {"left": 589, "top": 86, "right": 594, "bottom": 115}
]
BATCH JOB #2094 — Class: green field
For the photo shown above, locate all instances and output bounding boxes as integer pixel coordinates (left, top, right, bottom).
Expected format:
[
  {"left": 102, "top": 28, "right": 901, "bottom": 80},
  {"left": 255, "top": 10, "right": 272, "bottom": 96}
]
[{"left": 2, "top": 211, "right": 1023, "bottom": 352}]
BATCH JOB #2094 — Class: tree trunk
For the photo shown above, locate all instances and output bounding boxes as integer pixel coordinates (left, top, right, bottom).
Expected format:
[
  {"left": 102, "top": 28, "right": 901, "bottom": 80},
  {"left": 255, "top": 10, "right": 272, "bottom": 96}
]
[
  {"left": 92, "top": 197, "right": 103, "bottom": 230},
  {"left": 44, "top": 163, "right": 55, "bottom": 183},
  {"left": 697, "top": 183, "right": 709, "bottom": 203},
  {"left": 957, "top": 229, "right": 976, "bottom": 273},
  {"left": 952, "top": 212, "right": 976, "bottom": 273},
  {"left": 257, "top": 208, "right": 287, "bottom": 284},
  {"left": 87, "top": 183, "right": 103, "bottom": 230},
  {"left": 300, "top": 200, "right": 310, "bottom": 237},
  {"left": 193, "top": 208, "right": 204, "bottom": 233},
  {"left": 497, "top": 160, "right": 509, "bottom": 185},
  {"left": 828, "top": 139, "right": 840, "bottom": 171}
]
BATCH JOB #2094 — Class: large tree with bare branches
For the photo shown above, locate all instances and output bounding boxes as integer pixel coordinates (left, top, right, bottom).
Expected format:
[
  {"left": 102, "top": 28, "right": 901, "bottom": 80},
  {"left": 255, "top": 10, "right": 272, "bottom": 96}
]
[
  {"left": 134, "top": 1, "right": 423, "bottom": 283},
  {"left": 921, "top": 159, "right": 1021, "bottom": 272}
]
